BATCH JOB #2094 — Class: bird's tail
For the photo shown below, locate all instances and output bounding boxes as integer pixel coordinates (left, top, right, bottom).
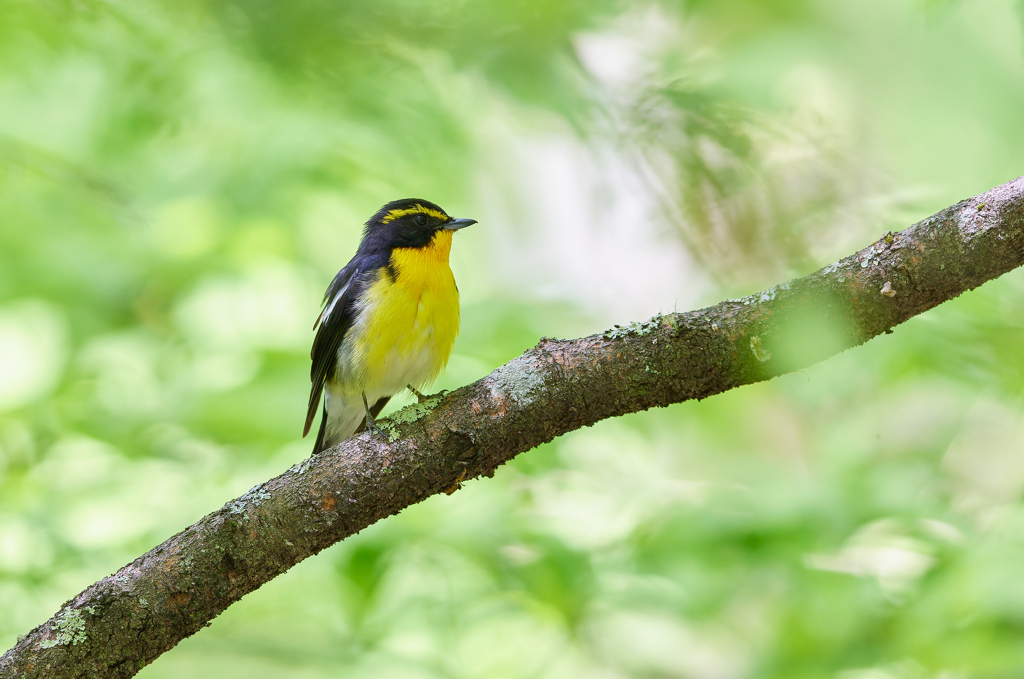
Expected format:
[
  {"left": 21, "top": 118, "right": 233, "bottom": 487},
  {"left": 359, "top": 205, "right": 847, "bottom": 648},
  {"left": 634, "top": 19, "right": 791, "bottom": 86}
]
[{"left": 312, "top": 404, "right": 330, "bottom": 455}]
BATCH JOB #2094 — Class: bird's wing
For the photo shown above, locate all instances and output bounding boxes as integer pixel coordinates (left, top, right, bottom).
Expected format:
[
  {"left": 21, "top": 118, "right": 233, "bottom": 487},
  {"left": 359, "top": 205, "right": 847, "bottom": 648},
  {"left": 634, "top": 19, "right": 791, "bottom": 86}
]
[{"left": 304, "top": 257, "right": 379, "bottom": 438}]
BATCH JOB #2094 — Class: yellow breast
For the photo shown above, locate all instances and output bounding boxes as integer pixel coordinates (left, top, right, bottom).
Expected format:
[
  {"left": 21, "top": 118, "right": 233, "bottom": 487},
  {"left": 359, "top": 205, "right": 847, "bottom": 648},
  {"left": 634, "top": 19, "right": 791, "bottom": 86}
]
[{"left": 348, "top": 229, "right": 460, "bottom": 394}]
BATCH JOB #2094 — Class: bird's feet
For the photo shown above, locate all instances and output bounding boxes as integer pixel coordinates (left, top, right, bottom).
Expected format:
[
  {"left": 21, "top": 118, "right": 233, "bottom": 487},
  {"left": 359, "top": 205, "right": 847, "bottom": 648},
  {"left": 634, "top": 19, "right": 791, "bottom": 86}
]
[
  {"left": 364, "top": 412, "right": 387, "bottom": 439},
  {"left": 362, "top": 393, "right": 388, "bottom": 439},
  {"left": 407, "top": 385, "right": 449, "bottom": 404}
]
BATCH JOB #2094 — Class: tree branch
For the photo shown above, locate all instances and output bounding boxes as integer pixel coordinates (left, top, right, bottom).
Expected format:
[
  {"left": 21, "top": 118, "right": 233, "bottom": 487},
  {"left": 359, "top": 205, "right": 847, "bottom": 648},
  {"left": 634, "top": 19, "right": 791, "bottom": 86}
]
[{"left": 3, "top": 174, "right": 1023, "bottom": 678}]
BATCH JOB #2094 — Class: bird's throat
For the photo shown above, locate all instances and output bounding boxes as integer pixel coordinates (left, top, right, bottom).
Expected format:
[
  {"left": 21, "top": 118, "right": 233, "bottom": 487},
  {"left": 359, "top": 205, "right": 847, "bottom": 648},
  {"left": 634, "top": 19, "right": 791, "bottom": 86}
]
[{"left": 390, "top": 229, "right": 454, "bottom": 278}]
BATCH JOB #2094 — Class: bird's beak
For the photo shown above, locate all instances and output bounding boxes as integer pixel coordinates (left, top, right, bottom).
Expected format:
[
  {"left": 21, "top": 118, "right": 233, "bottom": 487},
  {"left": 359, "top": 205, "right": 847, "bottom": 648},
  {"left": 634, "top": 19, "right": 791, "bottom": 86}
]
[{"left": 443, "top": 217, "right": 477, "bottom": 231}]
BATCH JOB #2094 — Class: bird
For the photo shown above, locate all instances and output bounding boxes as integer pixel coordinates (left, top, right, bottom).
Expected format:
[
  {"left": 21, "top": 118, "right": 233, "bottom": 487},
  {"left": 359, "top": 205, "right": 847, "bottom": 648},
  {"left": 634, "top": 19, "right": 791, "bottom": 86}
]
[{"left": 303, "top": 198, "right": 477, "bottom": 454}]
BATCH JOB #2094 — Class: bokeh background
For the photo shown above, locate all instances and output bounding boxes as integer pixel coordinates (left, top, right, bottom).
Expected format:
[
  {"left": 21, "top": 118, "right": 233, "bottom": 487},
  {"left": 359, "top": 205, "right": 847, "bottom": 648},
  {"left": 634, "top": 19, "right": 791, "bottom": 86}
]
[{"left": 2, "top": 1, "right": 1024, "bottom": 677}]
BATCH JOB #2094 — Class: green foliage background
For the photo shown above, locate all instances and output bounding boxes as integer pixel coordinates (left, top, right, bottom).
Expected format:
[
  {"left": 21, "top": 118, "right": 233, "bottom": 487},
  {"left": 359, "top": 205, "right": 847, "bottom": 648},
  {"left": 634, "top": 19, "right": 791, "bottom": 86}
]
[{"left": 2, "top": 0, "right": 1024, "bottom": 677}]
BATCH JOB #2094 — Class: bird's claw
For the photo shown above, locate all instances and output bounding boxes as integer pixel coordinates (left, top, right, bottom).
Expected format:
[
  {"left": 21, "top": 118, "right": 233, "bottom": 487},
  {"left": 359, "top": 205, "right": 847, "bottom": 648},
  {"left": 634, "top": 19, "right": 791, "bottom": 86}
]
[
  {"left": 363, "top": 412, "right": 388, "bottom": 440},
  {"left": 362, "top": 392, "right": 388, "bottom": 439},
  {"left": 407, "top": 384, "right": 428, "bottom": 403}
]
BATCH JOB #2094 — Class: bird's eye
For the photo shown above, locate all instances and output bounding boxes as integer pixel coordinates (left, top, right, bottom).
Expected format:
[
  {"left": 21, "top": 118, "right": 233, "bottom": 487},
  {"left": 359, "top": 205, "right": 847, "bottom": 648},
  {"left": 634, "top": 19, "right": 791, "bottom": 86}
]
[{"left": 414, "top": 214, "right": 428, "bottom": 226}]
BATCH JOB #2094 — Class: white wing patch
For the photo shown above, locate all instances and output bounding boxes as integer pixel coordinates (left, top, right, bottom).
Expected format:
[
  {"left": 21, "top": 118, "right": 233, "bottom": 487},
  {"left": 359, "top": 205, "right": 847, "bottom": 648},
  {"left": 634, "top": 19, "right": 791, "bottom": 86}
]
[{"left": 316, "top": 281, "right": 350, "bottom": 328}]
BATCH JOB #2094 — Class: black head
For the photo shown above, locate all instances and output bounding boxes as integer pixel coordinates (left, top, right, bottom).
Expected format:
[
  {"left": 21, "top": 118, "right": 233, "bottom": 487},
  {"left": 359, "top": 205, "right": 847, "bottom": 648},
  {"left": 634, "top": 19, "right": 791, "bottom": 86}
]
[{"left": 359, "top": 198, "right": 476, "bottom": 253}]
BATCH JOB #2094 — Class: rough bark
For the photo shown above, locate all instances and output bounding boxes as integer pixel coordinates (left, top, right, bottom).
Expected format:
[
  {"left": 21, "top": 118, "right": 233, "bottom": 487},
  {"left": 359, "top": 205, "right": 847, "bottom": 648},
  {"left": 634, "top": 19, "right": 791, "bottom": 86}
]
[{"left": 3, "top": 174, "right": 1023, "bottom": 678}]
